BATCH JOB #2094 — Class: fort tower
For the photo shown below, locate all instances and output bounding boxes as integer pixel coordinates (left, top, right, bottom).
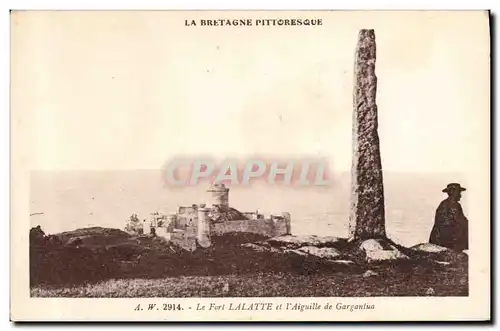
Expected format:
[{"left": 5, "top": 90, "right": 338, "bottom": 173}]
[{"left": 207, "top": 183, "right": 230, "bottom": 211}]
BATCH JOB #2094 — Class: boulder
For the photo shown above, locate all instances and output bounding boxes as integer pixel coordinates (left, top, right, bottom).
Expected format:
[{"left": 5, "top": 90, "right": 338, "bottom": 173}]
[
  {"left": 410, "top": 242, "right": 468, "bottom": 264},
  {"left": 360, "top": 239, "right": 409, "bottom": 263},
  {"left": 363, "top": 270, "right": 378, "bottom": 277},
  {"left": 329, "top": 259, "right": 354, "bottom": 265},
  {"left": 267, "top": 235, "right": 346, "bottom": 249},
  {"left": 411, "top": 243, "right": 449, "bottom": 253},
  {"left": 425, "top": 287, "right": 436, "bottom": 296},
  {"left": 284, "top": 248, "right": 357, "bottom": 272},
  {"left": 432, "top": 261, "right": 451, "bottom": 266},
  {"left": 285, "top": 249, "right": 309, "bottom": 257},
  {"left": 240, "top": 243, "right": 282, "bottom": 254},
  {"left": 66, "top": 237, "right": 83, "bottom": 247},
  {"left": 321, "top": 259, "right": 358, "bottom": 270},
  {"left": 296, "top": 246, "right": 342, "bottom": 260}
]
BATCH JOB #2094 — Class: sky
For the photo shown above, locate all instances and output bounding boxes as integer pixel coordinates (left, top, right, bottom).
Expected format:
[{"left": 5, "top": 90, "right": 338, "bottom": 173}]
[
  {"left": 11, "top": 11, "right": 490, "bottom": 174},
  {"left": 29, "top": 170, "right": 467, "bottom": 247}
]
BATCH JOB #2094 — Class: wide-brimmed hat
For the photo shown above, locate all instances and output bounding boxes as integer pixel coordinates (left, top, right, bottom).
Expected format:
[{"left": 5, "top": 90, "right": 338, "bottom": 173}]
[{"left": 442, "top": 183, "right": 466, "bottom": 193}]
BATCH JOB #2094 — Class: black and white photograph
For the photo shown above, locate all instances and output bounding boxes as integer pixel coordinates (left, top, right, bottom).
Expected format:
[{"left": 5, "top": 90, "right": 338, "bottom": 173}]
[{"left": 10, "top": 10, "right": 490, "bottom": 321}]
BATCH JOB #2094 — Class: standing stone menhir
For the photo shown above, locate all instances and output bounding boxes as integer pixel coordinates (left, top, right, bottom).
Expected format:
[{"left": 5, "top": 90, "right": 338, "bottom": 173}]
[{"left": 349, "top": 29, "right": 387, "bottom": 241}]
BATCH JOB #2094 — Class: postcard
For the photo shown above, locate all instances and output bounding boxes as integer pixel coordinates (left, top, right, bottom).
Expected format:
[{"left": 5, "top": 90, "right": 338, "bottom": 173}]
[{"left": 10, "top": 10, "right": 491, "bottom": 321}]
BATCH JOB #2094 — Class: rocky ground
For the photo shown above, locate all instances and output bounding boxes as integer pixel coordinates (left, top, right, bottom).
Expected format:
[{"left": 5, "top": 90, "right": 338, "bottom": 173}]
[
  {"left": 241, "top": 234, "right": 468, "bottom": 269},
  {"left": 30, "top": 227, "right": 468, "bottom": 297}
]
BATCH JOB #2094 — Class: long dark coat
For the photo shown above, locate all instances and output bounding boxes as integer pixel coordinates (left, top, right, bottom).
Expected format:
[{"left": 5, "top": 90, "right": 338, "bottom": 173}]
[{"left": 429, "top": 198, "right": 468, "bottom": 251}]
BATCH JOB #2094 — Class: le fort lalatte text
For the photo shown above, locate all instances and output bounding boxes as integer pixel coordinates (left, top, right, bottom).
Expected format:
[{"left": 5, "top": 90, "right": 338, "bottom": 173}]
[{"left": 185, "top": 18, "right": 323, "bottom": 27}]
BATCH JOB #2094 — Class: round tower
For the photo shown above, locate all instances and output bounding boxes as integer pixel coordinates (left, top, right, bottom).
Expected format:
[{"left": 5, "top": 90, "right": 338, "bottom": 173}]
[
  {"left": 197, "top": 207, "right": 211, "bottom": 248},
  {"left": 207, "top": 183, "right": 229, "bottom": 211}
]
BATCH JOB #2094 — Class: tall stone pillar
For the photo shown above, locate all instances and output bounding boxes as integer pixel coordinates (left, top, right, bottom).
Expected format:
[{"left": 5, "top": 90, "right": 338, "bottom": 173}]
[{"left": 349, "top": 29, "right": 386, "bottom": 240}]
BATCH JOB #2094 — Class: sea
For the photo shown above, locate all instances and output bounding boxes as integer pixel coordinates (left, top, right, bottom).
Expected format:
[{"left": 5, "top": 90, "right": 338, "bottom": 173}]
[{"left": 30, "top": 170, "right": 467, "bottom": 247}]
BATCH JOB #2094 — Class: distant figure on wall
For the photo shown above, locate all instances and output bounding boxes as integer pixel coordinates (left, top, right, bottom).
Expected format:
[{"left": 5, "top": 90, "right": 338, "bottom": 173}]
[{"left": 429, "top": 183, "right": 469, "bottom": 251}]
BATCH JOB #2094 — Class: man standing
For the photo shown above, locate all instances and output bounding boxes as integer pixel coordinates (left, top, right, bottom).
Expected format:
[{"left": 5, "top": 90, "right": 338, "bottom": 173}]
[{"left": 429, "top": 183, "right": 469, "bottom": 251}]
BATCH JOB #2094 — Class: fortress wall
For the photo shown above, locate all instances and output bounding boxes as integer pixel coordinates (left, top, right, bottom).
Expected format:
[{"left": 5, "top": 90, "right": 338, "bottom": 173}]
[
  {"left": 242, "top": 212, "right": 263, "bottom": 220},
  {"left": 170, "top": 230, "right": 196, "bottom": 251},
  {"left": 155, "top": 227, "right": 171, "bottom": 240},
  {"left": 280, "top": 212, "right": 292, "bottom": 235},
  {"left": 164, "top": 215, "right": 177, "bottom": 232},
  {"left": 176, "top": 215, "right": 193, "bottom": 229},
  {"left": 197, "top": 207, "right": 211, "bottom": 248},
  {"left": 143, "top": 222, "right": 151, "bottom": 235},
  {"left": 272, "top": 219, "right": 291, "bottom": 237},
  {"left": 163, "top": 219, "right": 175, "bottom": 232},
  {"left": 213, "top": 219, "right": 276, "bottom": 237}
]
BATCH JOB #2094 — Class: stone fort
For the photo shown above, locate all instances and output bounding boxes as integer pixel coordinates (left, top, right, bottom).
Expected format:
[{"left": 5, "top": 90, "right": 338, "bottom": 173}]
[{"left": 140, "top": 183, "right": 291, "bottom": 251}]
